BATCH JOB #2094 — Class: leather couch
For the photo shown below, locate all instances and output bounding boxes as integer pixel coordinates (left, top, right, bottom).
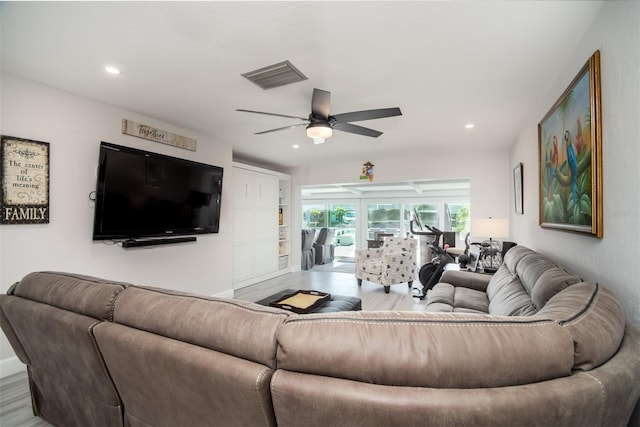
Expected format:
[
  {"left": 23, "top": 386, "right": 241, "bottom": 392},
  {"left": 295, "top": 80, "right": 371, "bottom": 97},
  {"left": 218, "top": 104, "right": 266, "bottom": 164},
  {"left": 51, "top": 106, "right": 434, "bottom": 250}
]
[{"left": 1, "top": 247, "right": 640, "bottom": 426}]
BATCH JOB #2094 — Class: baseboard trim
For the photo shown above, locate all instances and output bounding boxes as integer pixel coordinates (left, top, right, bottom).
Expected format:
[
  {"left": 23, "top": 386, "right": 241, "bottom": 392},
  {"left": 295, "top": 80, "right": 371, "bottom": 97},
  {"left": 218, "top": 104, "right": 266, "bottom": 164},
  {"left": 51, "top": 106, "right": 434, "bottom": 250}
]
[
  {"left": 233, "top": 269, "right": 291, "bottom": 290},
  {"left": 213, "top": 288, "right": 234, "bottom": 299},
  {"left": 0, "top": 356, "right": 26, "bottom": 379}
]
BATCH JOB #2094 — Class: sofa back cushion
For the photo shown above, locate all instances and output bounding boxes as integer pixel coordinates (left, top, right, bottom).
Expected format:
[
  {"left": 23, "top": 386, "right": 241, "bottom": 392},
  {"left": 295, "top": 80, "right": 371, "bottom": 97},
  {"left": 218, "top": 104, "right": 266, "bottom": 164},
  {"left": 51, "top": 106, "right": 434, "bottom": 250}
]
[
  {"left": 8, "top": 271, "right": 128, "bottom": 320},
  {"left": 112, "top": 285, "right": 289, "bottom": 368},
  {"left": 276, "top": 311, "right": 574, "bottom": 389},
  {"left": 486, "top": 247, "right": 535, "bottom": 315},
  {"left": 486, "top": 268, "right": 536, "bottom": 316},
  {"left": 100, "top": 285, "right": 289, "bottom": 427},
  {"left": 94, "top": 321, "right": 278, "bottom": 427},
  {"left": 530, "top": 267, "right": 581, "bottom": 309},
  {"left": 486, "top": 246, "right": 581, "bottom": 316}
]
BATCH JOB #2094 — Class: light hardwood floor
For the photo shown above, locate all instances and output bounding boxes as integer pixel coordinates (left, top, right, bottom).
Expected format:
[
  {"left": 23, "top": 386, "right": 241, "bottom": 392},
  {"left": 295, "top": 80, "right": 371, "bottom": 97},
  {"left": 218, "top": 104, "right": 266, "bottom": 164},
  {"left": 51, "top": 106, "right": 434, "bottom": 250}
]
[
  {"left": 235, "top": 260, "right": 428, "bottom": 311},
  {"left": 0, "top": 261, "right": 426, "bottom": 427}
]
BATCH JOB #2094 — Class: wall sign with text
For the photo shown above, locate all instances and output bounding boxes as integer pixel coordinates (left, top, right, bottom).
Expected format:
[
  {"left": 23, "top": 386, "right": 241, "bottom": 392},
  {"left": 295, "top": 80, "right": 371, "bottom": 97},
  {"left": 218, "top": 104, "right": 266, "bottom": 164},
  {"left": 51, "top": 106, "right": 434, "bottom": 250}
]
[
  {"left": 122, "top": 119, "right": 197, "bottom": 151},
  {"left": 0, "top": 135, "right": 50, "bottom": 224}
]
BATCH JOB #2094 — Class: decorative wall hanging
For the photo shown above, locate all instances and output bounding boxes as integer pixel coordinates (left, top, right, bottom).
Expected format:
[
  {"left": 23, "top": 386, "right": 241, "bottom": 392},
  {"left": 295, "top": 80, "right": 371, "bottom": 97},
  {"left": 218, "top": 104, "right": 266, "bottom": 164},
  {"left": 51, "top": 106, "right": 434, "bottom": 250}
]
[
  {"left": 122, "top": 119, "right": 197, "bottom": 151},
  {"left": 513, "top": 163, "right": 523, "bottom": 214},
  {"left": 360, "top": 162, "right": 374, "bottom": 182},
  {"left": 538, "top": 50, "right": 602, "bottom": 238},
  {"left": 0, "top": 135, "right": 50, "bottom": 224}
]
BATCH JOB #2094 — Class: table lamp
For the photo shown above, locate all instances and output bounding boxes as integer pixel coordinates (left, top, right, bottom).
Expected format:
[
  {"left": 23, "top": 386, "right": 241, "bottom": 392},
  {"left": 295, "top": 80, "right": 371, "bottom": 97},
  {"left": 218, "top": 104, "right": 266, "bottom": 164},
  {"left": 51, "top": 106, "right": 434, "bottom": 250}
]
[{"left": 472, "top": 217, "right": 509, "bottom": 273}]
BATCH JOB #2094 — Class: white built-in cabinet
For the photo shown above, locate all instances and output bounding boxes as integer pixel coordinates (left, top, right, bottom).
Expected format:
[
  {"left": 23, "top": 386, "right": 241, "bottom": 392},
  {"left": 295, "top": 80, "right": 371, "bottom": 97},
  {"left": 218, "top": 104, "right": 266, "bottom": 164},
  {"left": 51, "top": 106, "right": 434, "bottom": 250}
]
[{"left": 232, "top": 163, "right": 291, "bottom": 288}]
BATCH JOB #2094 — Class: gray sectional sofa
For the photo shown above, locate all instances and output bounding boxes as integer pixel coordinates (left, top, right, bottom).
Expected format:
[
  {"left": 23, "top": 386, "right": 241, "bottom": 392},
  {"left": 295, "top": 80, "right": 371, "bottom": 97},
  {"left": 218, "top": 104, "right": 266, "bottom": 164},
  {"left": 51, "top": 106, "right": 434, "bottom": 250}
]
[{"left": 1, "top": 245, "right": 639, "bottom": 426}]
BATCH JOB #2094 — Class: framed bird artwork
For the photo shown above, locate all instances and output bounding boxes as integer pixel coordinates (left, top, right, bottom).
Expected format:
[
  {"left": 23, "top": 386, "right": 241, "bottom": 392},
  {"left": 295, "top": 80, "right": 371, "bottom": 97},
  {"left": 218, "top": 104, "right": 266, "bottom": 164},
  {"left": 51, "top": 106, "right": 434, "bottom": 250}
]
[{"left": 538, "top": 50, "right": 603, "bottom": 238}]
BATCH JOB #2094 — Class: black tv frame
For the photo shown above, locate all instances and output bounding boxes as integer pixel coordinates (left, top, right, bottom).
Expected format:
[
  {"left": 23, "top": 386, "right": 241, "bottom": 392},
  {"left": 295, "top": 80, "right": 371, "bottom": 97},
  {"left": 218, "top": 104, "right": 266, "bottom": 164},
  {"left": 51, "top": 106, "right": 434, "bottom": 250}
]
[{"left": 92, "top": 141, "right": 223, "bottom": 244}]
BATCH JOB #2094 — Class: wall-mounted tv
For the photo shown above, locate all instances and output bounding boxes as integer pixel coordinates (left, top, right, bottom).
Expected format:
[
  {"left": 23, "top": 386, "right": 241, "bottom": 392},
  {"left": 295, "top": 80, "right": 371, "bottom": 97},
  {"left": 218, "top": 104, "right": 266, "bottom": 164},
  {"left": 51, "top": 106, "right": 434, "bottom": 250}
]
[{"left": 92, "top": 141, "right": 223, "bottom": 242}]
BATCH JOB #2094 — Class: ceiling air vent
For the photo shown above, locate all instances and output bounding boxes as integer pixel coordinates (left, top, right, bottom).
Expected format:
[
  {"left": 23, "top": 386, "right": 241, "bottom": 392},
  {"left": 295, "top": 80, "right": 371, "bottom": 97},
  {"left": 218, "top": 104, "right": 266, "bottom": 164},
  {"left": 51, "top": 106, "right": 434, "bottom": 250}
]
[{"left": 241, "top": 60, "right": 308, "bottom": 90}]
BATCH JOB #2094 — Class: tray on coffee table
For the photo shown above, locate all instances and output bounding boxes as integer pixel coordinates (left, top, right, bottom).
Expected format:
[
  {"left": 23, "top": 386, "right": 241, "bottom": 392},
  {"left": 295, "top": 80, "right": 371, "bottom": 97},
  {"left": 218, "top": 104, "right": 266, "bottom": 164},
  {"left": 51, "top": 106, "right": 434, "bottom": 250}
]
[{"left": 269, "top": 290, "right": 331, "bottom": 314}]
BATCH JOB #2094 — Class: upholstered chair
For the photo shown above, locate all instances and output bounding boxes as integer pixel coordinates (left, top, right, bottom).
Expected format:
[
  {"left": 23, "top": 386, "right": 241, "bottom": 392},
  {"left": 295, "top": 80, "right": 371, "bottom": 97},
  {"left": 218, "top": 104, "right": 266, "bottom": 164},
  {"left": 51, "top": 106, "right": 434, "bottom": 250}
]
[
  {"left": 313, "top": 227, "right": 336, "bottom": 265},
  {"left": 355, "top": 236, "right": 417, "bottom": 293},
  {"left": 301, "top": 229, "right": 316, "bottom": 270}
]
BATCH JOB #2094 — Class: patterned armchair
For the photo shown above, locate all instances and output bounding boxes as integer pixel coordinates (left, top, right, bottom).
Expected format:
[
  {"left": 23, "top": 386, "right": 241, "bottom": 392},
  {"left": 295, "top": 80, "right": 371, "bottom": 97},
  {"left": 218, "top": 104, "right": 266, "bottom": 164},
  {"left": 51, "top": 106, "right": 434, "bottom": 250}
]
[{"left": 355, "top": 237, "right": 417, "bottom": 293}]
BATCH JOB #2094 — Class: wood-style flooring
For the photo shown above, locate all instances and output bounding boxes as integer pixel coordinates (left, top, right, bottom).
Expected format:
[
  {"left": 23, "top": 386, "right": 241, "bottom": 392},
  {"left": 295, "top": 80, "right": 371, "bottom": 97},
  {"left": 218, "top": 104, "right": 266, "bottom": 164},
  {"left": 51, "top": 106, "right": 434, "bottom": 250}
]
[
  {"left": 235, "top": 260, "right": 428, "bottom": 311},
  {"left": 0, "top": 261, "right": 427, "bottom": 427}
]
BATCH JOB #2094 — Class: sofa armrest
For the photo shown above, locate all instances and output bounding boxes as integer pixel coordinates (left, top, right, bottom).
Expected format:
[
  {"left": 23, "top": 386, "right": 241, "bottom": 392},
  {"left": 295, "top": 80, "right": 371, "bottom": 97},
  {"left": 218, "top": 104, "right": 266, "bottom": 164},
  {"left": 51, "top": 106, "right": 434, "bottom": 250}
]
[{"left": 439, "top": 270, "right": 491, "bottom": 292}]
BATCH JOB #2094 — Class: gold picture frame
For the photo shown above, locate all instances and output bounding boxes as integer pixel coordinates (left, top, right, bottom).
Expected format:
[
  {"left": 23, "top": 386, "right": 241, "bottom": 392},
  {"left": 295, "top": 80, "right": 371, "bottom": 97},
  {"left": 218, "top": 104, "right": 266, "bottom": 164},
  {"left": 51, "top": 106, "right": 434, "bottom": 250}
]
[{"left": 538, "top": 50, "right": 602, "bottom": 238}]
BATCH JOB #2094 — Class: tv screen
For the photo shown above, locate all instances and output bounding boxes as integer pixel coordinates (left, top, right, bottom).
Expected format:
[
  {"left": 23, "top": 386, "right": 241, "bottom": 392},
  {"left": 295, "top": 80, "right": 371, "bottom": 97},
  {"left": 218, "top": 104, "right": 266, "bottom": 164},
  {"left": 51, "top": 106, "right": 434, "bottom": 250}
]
[{"left": 92, "top": 142, "right": 223, "bottom": 240}]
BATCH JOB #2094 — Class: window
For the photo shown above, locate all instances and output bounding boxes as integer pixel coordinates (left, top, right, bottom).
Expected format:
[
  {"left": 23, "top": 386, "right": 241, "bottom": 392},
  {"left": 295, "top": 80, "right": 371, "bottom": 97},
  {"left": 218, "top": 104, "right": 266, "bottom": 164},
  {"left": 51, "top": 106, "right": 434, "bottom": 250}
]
[
  {"left": 303, "top": 202, "right": 358, "bottom": 259},
  {"left": 367, "top": 203, "right": 401, "bottom": 239},
  {"left": 302, "top": 179, "right": 470, "bottom": 254}
]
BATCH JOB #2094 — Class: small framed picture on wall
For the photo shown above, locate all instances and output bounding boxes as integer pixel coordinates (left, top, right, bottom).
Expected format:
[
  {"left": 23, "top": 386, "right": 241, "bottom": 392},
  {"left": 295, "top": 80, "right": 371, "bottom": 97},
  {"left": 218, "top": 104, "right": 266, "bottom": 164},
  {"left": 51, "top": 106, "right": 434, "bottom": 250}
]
[{"left": 513, "top": 162, "right": 523, "bottom": 214}]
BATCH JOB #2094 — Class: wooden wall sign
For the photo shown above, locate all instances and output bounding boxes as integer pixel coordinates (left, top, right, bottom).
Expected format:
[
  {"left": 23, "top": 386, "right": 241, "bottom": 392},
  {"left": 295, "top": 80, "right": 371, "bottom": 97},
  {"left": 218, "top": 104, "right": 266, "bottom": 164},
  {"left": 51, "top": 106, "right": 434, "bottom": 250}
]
[
  {"left": 122, "top": 119, "right": 197, "bottom": 151},
  {"left": 0, "top": 135, "right": 50, "bottom": 224}
]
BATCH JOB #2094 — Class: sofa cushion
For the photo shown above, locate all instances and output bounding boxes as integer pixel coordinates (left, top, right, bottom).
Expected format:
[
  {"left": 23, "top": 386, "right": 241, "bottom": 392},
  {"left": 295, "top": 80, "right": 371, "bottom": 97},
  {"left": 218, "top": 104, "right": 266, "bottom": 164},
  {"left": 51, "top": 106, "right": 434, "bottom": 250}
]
[
  {"left": 424, "top": 302, "right": 454, "bottom": 312},
  {"left": 425, "top": 284, "right": 489, "bottom": 313},
  {"left": 113, "top": 286, "right": 290, "bottom": 369},
  {"left": 427, "top": 283, "right": 454, "bottom": 304},
  {"left": 515, "top": 252, "right": 558, "bottom": 296},
  {"left": 530, "top": 267, "right": 581, "bottom": 309},
  {"left": 535, "top": 282, "right": 625, "bottom": 370},
  {"left": 0, "top": 272, "right": 126, "bottom": 427},
  {"left": 501, "top": 245, "right": 536, "bottom": 272},
  {"left": 94, "top": 322, "right": 277, "bottom": 427},
  {"left": 453, "top": 287, "right": 489, "bottom": 312},
  {"left": 486, "top": 268, "right": 536, "bottom": 316},
  {"left": 277, "top": 311, "right": 574, "bottom": 388},
  {"left": 438, "top": 270, "right": 491, "bottom": 292},
  {"left": 9, "top": 271, "right": 127, "bottom": 321}
]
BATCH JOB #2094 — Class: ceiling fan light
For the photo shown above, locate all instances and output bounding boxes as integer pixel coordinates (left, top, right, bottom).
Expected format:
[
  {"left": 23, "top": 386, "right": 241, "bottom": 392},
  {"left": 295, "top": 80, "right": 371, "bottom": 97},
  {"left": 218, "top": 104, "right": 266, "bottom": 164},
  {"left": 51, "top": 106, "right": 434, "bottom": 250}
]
[
  {"left": 312, "top": 137, "right": 325, "bottom": 145},
  {"left": 306, "top": 123, "right": 332, "bottom": 139}
]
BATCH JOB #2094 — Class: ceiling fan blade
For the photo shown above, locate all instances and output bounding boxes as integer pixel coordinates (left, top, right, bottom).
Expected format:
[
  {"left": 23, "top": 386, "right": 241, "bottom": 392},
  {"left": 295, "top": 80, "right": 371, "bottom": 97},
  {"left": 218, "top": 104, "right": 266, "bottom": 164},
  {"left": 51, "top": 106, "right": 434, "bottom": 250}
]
[
  {"left": 311, "top": 89, "right": 331, "bottom": 119},
  {"left": 255, "top": 122, "right": 308, "bottom": 135},
  {"left": 332, "top": 107, "right": 402, "bottom": 123},
  {"left": 333, "top": 122, "right": 383, "bottom": 138},
  {"left": 236, "top": 109, "right": 308, "bottom": 121}
]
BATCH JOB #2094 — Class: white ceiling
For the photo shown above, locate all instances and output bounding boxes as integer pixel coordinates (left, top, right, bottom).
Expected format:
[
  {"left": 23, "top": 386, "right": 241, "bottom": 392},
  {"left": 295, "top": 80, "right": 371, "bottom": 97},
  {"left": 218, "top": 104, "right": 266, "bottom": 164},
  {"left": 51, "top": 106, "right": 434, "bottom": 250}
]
[{"left": 0, "top": 1, "right": 604, "bottom": 169}]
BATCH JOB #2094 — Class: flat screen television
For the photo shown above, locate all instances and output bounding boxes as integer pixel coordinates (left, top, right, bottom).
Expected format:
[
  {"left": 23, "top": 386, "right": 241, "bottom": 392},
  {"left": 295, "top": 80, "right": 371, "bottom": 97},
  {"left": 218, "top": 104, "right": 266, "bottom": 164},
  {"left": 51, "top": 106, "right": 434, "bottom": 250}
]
[{"left": 92, "top": 141, "right": 223, "bottom": 241}]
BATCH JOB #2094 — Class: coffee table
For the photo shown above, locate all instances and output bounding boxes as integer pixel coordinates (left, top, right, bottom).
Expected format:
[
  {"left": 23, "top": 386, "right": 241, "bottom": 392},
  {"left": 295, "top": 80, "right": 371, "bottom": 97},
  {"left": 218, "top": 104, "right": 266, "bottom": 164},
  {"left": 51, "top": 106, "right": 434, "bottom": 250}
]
[{"left": 256, "top": 289, "right": 362, "bottom": 313}]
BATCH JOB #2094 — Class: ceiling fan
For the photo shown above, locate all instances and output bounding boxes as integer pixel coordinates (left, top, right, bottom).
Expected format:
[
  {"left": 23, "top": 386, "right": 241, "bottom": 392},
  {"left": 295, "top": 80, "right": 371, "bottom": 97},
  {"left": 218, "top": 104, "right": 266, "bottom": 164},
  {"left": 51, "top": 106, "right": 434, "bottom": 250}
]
[{"left": 237, "top": 88, "right": 402, "bottom": 144}]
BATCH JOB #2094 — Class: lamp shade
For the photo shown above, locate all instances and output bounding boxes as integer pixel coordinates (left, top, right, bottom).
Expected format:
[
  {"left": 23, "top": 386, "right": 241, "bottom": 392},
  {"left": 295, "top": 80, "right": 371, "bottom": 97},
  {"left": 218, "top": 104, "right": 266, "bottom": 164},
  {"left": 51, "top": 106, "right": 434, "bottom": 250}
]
[
  {"left": 306, "top": 123, "right": 332, "bottom": 139},
  {"left": 473, "top": 218, "right": 509, "bottom": 239}
]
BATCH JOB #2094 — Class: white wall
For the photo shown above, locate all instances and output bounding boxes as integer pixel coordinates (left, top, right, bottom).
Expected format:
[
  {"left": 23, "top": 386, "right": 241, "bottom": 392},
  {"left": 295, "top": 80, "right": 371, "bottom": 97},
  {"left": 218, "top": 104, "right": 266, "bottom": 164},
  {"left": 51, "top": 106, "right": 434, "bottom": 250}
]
[
  {"left": 509, "top": 1, "right": 640, "bottom": 327},
  {"left": 294, "top": 149, "right": 511, "bottom": 219},
  {"left": 0, "top": 73, "right": 234, "bottom": 363},
  {"left": 290, "top": 149, "right": 511, "bottom": 268}
]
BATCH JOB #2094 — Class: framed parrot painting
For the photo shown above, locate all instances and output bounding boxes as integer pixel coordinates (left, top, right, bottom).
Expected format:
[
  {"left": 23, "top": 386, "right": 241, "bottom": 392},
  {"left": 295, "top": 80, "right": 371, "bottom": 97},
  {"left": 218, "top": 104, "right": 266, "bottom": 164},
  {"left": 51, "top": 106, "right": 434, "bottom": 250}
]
[{"left": 538, "top": 50, "right": 602, "bottom": 238}]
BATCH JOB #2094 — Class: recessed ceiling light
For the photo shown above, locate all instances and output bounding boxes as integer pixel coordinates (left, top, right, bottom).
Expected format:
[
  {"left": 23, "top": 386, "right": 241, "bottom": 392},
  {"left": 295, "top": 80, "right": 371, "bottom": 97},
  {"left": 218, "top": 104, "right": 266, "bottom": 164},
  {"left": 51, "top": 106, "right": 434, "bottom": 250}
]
[
  {"left": 292, "top": 144, "right": 300, "bottom": 149},
  {"left": 105, "top": 66, "right": 121, "bottom": 75},
  {"left": 465, "top": 123, "right": 475, "bottom": 129}
]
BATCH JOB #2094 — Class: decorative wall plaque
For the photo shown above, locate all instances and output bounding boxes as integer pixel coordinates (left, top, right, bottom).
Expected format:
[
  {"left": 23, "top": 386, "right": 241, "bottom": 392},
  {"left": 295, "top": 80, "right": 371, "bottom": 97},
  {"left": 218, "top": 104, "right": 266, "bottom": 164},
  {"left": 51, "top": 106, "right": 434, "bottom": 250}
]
[
  {"left": 122, "top": 119, "right": 197, "bottom": 151},
  {"left": 0, "top": 135, "right": 50, "bottom": 224}
]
